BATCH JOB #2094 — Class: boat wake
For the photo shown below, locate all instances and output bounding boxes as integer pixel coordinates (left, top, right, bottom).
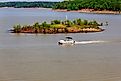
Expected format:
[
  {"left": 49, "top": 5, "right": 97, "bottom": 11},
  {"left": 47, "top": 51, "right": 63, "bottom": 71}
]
[
  {"left": 58, "top": 36, "right": 107, "bottom": 46},
  {"left": 75, "top": 40, "right": 106, "bottom": 45}
]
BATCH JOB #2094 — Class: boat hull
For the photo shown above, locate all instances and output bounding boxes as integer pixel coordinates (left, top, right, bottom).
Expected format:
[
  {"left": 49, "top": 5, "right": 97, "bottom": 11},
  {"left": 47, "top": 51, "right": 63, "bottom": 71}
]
[{"left": 58, "top": 40, "right": 75, "bottom": 45}]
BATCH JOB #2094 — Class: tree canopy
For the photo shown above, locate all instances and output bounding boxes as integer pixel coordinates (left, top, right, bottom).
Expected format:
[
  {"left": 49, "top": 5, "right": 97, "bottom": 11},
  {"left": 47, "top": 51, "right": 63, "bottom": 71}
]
[
  {"left": 53, "top": 0, "right": 121, "bottom": 11},
  {"left": 0, "top": 2, "right": 57, "bottom": 8},
  {"left": 1, "top": 0, "right": 121, "bottom": 11}
]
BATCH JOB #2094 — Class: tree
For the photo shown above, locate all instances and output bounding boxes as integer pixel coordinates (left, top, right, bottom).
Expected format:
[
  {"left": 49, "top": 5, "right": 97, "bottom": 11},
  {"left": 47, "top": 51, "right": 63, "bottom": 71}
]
[
  {"left": 13, "top": 24, "right": 21, "bottom": 33},
  {"left": 66, "top": 20, "right": 72, "bottom": 27},
  {"left": 92, "top": 20, "right": 99, "bottom": 26},
  {"left": 51, "top": 20, "right": 61, "bottom": 25},
  {"left": 73, "top": 20, "right": 77, "bottom": 25},
  {"left": 42, "top": 21, "right": 47, "bottom": 27},
  {"left": 33, "top": 22, "right": 40, "bottom": 29},
  {"left": 42, "top": 21, "right": 50, "bottom": 28},
  {"left": 83, "top": 20, "right": 88, "bottom": 25},
  {"left": 76, "top": 18, "right": 82, "bottom": 25}
]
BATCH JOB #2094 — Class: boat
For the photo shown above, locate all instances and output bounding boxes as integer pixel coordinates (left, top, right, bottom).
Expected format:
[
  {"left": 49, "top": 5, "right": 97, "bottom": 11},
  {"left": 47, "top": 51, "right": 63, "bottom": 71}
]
[{"left": 58, "top": 36, "right": 75, "bottom": 45}]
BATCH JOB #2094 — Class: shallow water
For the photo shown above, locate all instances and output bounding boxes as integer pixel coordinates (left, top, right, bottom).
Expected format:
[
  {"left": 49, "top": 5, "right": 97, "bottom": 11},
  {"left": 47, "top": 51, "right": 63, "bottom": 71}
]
[{"left": 0, "top": 8, "right": 121, "bottom": 81}]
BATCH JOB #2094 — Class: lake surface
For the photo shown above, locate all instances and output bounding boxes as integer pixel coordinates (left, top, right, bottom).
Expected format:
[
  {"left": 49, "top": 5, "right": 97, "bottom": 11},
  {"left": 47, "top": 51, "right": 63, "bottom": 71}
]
[{"left": 0, "top": 8, "right": 121, "bottom": 81}]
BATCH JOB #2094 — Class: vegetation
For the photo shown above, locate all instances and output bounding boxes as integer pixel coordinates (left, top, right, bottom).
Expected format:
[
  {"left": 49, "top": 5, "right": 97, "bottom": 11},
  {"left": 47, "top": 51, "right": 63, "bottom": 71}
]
[
  {"left": 0, "top": 2, "right": 57, "bottom": 8},
  {"left": 11, "top": 19, "right": 104, "bottom": 34},
  {"left": 53, "top": 0, "right": 121, "bottom": 11},
  {"left": 1, "top": 0, "right": 121, "bottom": 12}
]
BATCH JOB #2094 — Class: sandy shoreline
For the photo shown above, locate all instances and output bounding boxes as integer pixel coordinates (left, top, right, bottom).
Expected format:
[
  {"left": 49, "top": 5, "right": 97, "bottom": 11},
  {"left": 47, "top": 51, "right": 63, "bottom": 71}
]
[{"left": 53, "top": 9, "right": 121, "bottom": 15}]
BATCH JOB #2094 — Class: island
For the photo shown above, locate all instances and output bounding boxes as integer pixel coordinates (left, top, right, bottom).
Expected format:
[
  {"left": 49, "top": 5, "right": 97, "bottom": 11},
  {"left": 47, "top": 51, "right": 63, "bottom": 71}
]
[{"left": 10, "top": 19, "right": 104, "bottom": 34}]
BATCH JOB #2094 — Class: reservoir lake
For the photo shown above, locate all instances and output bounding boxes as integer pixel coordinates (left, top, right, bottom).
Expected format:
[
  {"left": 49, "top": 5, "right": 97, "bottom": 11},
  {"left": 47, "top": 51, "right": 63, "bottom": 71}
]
[{"left": 0, "top": 8, "right": 121, "bottom": 81}]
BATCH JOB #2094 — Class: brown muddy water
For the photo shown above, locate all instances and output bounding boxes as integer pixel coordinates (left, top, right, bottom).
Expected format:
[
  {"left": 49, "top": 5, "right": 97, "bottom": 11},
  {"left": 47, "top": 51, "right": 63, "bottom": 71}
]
[{"left": 0, "top": 8, "right": 121, "bottom": 81}]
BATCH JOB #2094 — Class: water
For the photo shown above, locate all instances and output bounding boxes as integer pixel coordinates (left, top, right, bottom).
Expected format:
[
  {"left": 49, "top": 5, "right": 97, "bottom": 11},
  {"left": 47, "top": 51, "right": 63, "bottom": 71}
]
[{"left": 0, "top": 8, "right": 121, "bottom": 81}]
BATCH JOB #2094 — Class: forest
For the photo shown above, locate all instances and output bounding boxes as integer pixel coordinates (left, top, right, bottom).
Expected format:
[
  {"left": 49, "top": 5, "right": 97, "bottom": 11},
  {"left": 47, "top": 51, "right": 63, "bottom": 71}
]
[
  {"left": 53, "top": 0, "right": 121, "bottom": 11},
  {"left": 0, "top": 2, "right": 57, "bottom": 8},
  {"left": 1, "top": 0, "right": 121, "bottom": 11}
]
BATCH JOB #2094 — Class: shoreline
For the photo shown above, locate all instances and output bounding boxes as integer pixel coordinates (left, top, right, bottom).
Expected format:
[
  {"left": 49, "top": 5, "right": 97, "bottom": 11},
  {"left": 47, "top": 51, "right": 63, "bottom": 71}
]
[
  {"left": 53, "top": 9, "right": 121, "bottom": 15},
  {"left": 1, "top": 7, "right": 120, "bottom": 15},
  {"left": 10, "top": 27, "right": 104, "bottom": 34},
  {"left": 0, "top": 7, "right": 52, "bottom": 10}
]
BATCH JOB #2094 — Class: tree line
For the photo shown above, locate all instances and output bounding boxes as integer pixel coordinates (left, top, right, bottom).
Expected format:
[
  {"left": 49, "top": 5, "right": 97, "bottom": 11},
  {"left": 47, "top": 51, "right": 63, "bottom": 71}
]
[
  {"left": 53, "top": 0, "right": 121, "bottom": 11},
  {"left": 0, "top": 2, "right": 57, "bottom": 8},
  {"left": 1, "top": 0, "right": 120, "bottom": 11}
]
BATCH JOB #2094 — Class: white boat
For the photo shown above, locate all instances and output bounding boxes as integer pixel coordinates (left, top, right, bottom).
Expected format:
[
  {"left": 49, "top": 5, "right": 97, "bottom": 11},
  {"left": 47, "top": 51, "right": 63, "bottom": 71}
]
[
  {"left": 58, "top": 36, "right": 106, "bottom": 45},
  {"left": 58, "top": 37, "right": 75, "bottom": 45}
]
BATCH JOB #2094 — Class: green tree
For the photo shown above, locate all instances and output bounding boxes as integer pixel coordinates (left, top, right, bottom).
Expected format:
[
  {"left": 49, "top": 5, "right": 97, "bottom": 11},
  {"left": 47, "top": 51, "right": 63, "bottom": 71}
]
[
  {"left": 51, "top": 20, "right": 61, "bottom": 25},
  {"left": 66, "top": 20, "right": 73, "bottom": 27},
  {"left": 83, "top": 20, "right": 88, "bottom": 25},
  {"left": 42, "top": 21, "right": 50, "bottom": 28},
  {"left": 13, "top": 24, "right": 21, "bottom": 33},
  {"left": 92, "top": 20, "right": 99, "bottom": 26},
  {"left": 73, "top": 20, "right": 77, "bottom": 25},
  {"left": 33, "top": 22, "right": 40, "bottom": 29},
  {"left": 76, "top": 18, "right": 82, "bottom": 25}
]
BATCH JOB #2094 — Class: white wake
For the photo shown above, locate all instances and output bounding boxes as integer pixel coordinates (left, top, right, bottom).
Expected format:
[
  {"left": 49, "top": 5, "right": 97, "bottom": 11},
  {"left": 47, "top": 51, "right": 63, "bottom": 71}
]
[{"left": 75, "top": 40, "right": 106, "bottom": 44}]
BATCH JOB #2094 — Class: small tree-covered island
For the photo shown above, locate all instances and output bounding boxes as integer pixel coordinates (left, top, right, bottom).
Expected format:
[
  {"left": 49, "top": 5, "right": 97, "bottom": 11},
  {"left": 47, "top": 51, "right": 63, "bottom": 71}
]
[{"left": 11, "top": 19, "right": 104, "bottom": 34}]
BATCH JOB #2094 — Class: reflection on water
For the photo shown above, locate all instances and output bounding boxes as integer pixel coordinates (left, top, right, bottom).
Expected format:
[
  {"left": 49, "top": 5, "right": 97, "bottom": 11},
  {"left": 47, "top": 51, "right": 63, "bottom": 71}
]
[{"left": 0, "top": 8, "right": 121, "bottom": 81}]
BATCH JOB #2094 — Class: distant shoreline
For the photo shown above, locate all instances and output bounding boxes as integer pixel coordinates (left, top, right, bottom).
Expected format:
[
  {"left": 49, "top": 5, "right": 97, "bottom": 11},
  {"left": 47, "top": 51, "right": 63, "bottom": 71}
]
[
  {"left": 1, "top": 7, "right": 120, "bottom": 15},
  {"left": 53, "top": 9, "right": 121, "bottom": 15},
  {"left": 0, "top": 7, "right": 52, "bottom": 9}
]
